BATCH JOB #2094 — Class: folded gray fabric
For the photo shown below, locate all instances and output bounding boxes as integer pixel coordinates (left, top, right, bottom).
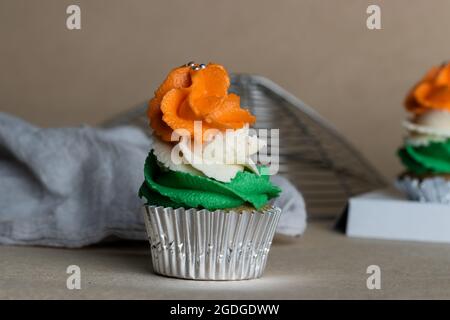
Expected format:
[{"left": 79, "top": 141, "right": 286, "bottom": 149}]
[{"left": 0, "top": 112, "right": 306, "bottom": 247}]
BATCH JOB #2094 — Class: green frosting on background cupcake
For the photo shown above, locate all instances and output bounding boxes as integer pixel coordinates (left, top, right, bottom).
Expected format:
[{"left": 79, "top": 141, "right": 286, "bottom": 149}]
[
  {"left": 398, "top": 139, "right": 450, "bottom": 174},
  {"left": 139, "top": 152, "right": 281, "bottom": 210}
]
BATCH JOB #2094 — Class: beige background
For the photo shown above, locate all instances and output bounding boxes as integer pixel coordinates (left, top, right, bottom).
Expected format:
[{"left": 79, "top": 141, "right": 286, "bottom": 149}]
[{"left": 1, "top": 0, "right": 450, "bottom": 179}]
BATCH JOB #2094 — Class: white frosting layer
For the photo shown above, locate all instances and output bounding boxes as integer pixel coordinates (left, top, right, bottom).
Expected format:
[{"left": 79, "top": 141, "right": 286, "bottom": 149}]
[
  {"left": 152, "top": 127, "right": 265, "bottom": 182},
  {"left": 403, "top": 109, "right": 450, "bottom": 146},
  {"left": 404, "top": 133, "right": 448, "bottom": 146},
  {"left": 404, "top": 110, "right": 450, "bottom": 137},
  {"left": 152, "top": 138, "right": 201, "bottom": 175}
]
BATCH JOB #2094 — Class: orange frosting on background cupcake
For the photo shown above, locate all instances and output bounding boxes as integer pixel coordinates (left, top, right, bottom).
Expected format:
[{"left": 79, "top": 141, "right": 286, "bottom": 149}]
[
  {"left": 147, "top": 63, "right": 256, "bottom": 142},
  {"left": 405, "top": 62, "right": 450, "bottom": 116}
]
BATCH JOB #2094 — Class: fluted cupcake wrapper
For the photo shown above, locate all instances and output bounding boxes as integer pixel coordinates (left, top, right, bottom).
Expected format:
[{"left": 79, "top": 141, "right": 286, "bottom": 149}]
[
  {"left": 396, "top": 176, "right": 450, "bottom": 204},
  {"left": 142, "top": 205, "right": 281, "bottom": 280}
]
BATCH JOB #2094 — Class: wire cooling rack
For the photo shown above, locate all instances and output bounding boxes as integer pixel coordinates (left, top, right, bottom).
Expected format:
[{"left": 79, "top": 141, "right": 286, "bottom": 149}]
[{"left": 103, "top": 74, "right": 386, "bottom": 219}]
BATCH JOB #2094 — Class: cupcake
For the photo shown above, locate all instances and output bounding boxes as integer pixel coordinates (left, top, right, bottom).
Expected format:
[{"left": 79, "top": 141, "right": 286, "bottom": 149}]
[
  {"left": 139, "top": 62, "right": 282, "bottom": 280},
  {"left": 396, "top": 62, "right": 450, "bottom": 204}
]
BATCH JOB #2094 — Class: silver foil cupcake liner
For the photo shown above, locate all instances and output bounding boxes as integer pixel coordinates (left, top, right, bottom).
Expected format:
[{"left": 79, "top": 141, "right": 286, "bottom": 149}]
[
  {"left": 142, "top": 205, "right": 281, "bottom": 280},
  {"left": 396, "top": 176, "right": 450, "bottom": 204}
]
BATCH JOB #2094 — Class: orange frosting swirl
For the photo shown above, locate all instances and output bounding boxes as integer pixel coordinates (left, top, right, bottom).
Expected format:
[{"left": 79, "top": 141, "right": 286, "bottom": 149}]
[
  {"left": 405, "top": 62, "right": 450, "bottom": 115},
  {"left": 147, "top": 63, "right": 256, "bottom": 142}
]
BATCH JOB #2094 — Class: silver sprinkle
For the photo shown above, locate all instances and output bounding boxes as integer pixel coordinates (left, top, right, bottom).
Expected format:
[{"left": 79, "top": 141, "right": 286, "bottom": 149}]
[
  {"left": 199, "top": 63, "right": 206, "bottom": 69},
  {"left": 186, "top": 61, "right": 195, "bottom": 67}
]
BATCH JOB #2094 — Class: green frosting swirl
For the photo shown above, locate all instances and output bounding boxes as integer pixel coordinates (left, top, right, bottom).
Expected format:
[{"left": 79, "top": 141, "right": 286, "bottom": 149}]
[
  {"left": 138, "top": 152, "right": 281, "bottom": 210},
  {"left": 398, "top": 139, "right": 450, "bottom": 174}
]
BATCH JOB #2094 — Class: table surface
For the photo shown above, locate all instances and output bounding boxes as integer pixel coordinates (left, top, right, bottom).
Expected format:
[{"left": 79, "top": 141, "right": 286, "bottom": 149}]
[{"left": 1, "top": 220, "right": 450, "bottom": 299}]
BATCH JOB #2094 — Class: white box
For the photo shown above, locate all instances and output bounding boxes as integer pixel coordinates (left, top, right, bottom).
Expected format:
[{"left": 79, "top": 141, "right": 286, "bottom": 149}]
[{"left": 342, "top": 188, "right": 450, "bottom": 243}]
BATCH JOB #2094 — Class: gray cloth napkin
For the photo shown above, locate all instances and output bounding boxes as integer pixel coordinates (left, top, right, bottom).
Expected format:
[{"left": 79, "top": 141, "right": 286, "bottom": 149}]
[{"left": 0, "top": 112, "right": 306, "bottom": 248}]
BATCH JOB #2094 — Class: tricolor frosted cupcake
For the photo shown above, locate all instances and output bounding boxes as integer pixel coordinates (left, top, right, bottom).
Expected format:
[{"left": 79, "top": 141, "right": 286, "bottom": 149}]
[
  {"left": 139, "top": 62, "right": 281, "bottom": 280},
  {"left": 397, "top": 62, "right": 450, "bottom": 204}
]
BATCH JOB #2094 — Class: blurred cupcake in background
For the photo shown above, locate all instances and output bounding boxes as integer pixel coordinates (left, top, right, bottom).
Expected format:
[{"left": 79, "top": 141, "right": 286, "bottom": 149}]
[{"left": 397, "top": 62, "right": 450, "bottom": 204}]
